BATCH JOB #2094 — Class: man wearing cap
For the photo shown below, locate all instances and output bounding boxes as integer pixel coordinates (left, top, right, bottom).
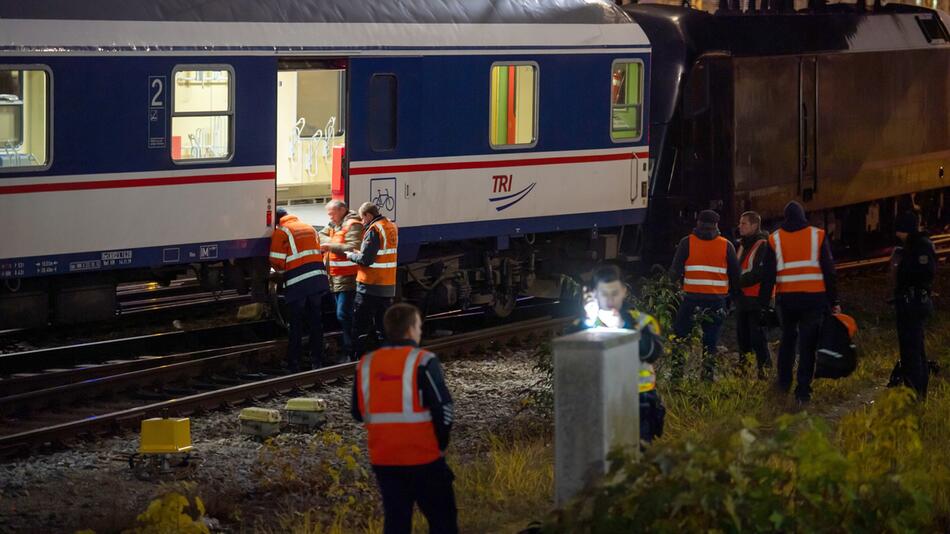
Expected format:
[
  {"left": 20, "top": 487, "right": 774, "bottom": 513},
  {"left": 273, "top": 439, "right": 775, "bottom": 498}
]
[
  {"left": 888, "top": 210, "right": 936, "bottom": 399},
  {"left": 670, "top": 209, "right": 741, "bottom": 381},
  {"left": 759, "top": 201, "right": 839, "bottom": 406},
  {"left": 270, "top": 207, "right": 330, "bottom": 371}
]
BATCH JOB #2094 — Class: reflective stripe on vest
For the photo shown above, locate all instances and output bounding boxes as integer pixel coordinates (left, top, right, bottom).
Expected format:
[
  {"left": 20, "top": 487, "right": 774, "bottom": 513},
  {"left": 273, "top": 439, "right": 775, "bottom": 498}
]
[
  {"left": 272, "top": 217, "right": 328, "bottom": 289},
  {"left": 683, "top": 235, "right": 729, "bottom": 295},
  {"left": 770, "top": 226, "right": 826, "bottom": 294},
  {"left": 739, "top": 239, "right": 765, "bottom": 297},
  {"left": 357, "top": 347, "right": 441, "bottom": 466},
  {"left": 639, "top": 365, "right": 656, "bottom": 393},
  {"left": 286, "top": 267, "right": 328, "bottom": 287},
  {"left": 357, "top": 219, "right": 398, "bottom": 287},
  {"left": 326, "top": 219, "right": 360, "bottom": 277}
]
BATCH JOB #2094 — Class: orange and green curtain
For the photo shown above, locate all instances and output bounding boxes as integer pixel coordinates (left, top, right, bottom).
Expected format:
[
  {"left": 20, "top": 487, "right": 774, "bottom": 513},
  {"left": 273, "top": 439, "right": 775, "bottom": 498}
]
[
  {"left": 490, "top": 65, "right": 536, "bottom": 146},
  {"left": 611, "top": 62, "right": 643, "bottom": 140}
]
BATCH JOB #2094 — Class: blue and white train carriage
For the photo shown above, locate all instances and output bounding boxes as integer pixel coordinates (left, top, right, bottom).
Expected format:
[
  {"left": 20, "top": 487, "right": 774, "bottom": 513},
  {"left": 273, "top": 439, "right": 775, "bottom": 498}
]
[{"left": 0, "top": 0, "right": 651, "bottom": 328}]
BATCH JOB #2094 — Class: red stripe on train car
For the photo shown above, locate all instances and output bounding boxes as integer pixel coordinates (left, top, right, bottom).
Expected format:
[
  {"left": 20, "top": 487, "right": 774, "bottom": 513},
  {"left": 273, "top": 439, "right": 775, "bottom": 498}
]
[
  {"left": 0, "top": 171, "right": 275, "bottom": 195},
  {"left": 349, "top": 151, "right": 649, "bottom": 175}
]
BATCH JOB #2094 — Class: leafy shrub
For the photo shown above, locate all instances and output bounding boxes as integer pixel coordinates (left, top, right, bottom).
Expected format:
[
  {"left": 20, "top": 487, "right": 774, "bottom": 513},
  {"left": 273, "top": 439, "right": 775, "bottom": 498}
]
[
  {"left": 523, "top": 342, "right": 554, "bottom": 412},
  {"left": 548, "top": 388, "right": 932, "bottom": 533},
  {"left": 122, "top": 492, "right": 209, "bottom": 534}
]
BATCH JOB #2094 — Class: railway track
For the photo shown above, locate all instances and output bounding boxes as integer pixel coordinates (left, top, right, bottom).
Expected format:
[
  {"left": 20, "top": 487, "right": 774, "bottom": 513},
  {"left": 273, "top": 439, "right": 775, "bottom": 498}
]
[
  {"left": 0, "top": 316, "right": 572, "bottom": 459},
  {"left": 836, "top": 233, "right": 950, "bottom": 272}
]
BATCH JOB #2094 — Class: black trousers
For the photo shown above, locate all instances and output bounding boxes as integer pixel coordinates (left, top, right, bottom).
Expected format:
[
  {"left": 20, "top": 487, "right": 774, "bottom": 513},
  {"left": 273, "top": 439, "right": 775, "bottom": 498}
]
[
  {"left": 287, "top": 292, "right": 324, "bottom": 371},
  {"left": 352, "top": 292, "right": 392, "bottom": 360},
  {"left": 373, "top": 458, "right": 459, "bottom": 534},
  {"left": 896, "top": 300, "right": 931, "bottom": 398},
  {"left": 736, "top": 308, "right": 771, "bottom": 371},
  {"left": 776, "top": 304, "right": 823, "bottom": 401}
]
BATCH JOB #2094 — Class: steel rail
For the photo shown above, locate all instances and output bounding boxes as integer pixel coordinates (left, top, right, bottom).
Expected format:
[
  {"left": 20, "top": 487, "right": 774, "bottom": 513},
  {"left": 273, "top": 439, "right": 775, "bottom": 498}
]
[
  {"left": 0, "top": 342, "right": 286, "bottom": 416},
  {"left": 0, "top": 321, "right": 282, "bottom": 376},
  {"left": 0, "top": 340, "right": 278, "bottom": 397},
  {"left": 0, "top": 316, "right": 572, "bottom": 457}
]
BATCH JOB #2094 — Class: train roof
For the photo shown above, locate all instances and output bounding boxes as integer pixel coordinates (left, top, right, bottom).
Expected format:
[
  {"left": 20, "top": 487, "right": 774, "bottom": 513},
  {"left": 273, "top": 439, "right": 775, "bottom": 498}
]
[
  {"left": 0, "top": 0, "right": 648, "bottom": 54},
  {"left": 1, "top": 0, "right": 630, "bottom": 25},
  {"left": 625, "top": 3, "right": 950, "bottom": 57}
]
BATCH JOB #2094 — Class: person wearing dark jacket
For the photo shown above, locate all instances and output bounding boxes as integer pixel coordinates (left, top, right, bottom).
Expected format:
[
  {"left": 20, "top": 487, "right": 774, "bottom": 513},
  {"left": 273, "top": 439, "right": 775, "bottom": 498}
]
[
  {"left": 347, "top": 202, "right": 398, "bottom": 360},
  {"left": 735, "top": 211, "right": 772, "bottom": 377},
  {"left": 888, "top": 211, "right": 936, "bottom": 399},
  {"left": 759, "top": 201, "right": 839, "bottom": 405},
  {"left": 582, "top": 265, "right": 666, "bottom": 443},
  {"left": 670, "top": 209, "right": 741, "bottom": 381},
  {"left": 352, "top": 303, "right": 458, "bottom": 534}
]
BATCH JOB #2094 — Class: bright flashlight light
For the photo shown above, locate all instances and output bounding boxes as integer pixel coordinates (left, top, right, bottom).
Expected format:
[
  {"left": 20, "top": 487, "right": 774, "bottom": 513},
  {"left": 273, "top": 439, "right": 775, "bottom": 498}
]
[{"left": 583, "top": 293, "right": 624, "bottom": 329}]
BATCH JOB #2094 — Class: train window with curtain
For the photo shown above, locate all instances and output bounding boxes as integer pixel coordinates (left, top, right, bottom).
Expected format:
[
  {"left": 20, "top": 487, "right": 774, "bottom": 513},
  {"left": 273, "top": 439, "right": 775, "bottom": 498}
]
[
  {"left": 611, "top": 60, "right": 644, "bottom": 142},
  {"left": 171, "top": 66, "right": 233, "bottom": 162},
  {"left": 0, "top": 67, "right": 50, "bottom": 171},
  {"left": 368, "top": 74, "right": 397, "bottom": 151},
  {"left": 489, "top": 63, "right": 538, "bottom": 149}
]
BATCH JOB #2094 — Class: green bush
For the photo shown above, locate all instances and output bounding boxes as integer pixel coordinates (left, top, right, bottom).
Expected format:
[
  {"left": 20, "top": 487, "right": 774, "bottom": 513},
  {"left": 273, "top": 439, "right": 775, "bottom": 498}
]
[{"left": 549, "top": 388, "right": 932, "bottom": 533}]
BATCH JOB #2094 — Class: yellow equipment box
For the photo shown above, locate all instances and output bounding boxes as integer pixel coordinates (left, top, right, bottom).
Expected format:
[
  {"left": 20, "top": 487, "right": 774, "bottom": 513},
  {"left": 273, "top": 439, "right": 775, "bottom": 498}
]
[
  {"left": 138, "top": 418, "right": 194, "bottom": 454},
  {"left": 239, "top": 407, "right": 281, "bottom": 423},
  {"left": 239, "top": 407, "right": 281, "bottom": 438},
  {"left": 285, "top": 398, "right": 326, "bottom": 412}
]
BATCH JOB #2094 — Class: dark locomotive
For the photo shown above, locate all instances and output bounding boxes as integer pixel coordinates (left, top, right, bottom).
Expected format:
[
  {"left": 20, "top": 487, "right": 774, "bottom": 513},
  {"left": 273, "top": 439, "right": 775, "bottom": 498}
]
[{"left": 627, "top": 2, "right": 950, "bottom": 259}]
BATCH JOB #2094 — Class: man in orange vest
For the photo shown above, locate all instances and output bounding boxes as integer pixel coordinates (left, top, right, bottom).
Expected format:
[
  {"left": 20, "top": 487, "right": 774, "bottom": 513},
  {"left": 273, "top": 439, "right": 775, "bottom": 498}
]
[
  {"left": 670, "top": 210, "right": 740, "bottom": 381},
  {"left": 346, "top": 202, "right": 398, "bottom": 360},
  {"left": 352, "top": 303, "right": 458, "bottom": 534},
  {"left": 735, "top": 210, "right": 772, "bottom": 378},
  {"left": 319, "top": 200, "right": 363, "bottom": 362},
  {"left": 759, "top": 201, "right": 840, "bottom": 405},
  {"left": 270, "top": 207, "right": 330, "bottom": 372}
]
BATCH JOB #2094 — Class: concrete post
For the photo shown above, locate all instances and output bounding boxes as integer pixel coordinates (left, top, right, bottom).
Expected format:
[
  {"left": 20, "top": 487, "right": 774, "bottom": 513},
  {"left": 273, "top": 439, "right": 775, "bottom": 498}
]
[{"left": 553, "top": 327, "right": 640, "bottom": 505}]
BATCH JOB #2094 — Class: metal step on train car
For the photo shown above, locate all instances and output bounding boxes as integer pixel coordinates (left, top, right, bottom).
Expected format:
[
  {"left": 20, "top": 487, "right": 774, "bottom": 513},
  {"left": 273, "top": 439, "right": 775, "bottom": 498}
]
[{"left": 0, "top": 0, "right": 651, "bottom": 328}]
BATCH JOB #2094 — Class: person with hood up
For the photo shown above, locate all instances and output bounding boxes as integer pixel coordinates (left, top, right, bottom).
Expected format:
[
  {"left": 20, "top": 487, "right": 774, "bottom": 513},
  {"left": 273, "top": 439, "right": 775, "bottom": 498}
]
[
  {"left": 735, "top": 210, "right": 772, "bottom": 378},
  {"left": 759, "top": 201, "right": 839, "bottom": 406},
  {"left": 670, "top": 209, "right": 741, "bottom": 381},
  {"left": 887, "top": 210, "right": 936, "bottom": 399}
]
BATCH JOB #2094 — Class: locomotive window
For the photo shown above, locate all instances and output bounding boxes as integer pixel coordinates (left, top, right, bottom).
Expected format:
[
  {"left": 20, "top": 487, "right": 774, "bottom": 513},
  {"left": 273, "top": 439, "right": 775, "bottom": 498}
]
[
  {"left": 171, "top": 66, "right": 233, "bottom": 162},
  {"left": 0, "top": 67, "right": 50, "bottom": 171},
  {"left": 610, "top": 60, "right": 643, "bottom": 142},
  {"left": 368, "top": 74, "right": 397, "bottom": 151},
  {"left": 489, "top": 63, "right": 538, "bottom": 149}
]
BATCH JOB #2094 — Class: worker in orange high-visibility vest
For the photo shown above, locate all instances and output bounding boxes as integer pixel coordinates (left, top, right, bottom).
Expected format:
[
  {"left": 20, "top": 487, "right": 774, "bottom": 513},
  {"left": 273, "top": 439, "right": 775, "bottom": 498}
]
[
  {"left": 319, "top": 199, "right": 363, "bottom": 363},
  {"left": 759, "top": 201, "right": 840, "bottom": 406},
  {"left": 352, "top": 303, "right": 458, "bottom": 534},
  {"left": 270, "top": 207, "right": 330, "bottom": 372},
  {"left": 735, "top": 210, "right": 772, "bottom": 378},
  {"left": 670, "top": 209, "right": 741, "bottom": 381},
  {"left": 346, "top": 202, "right": 398, "bottom": 361}
]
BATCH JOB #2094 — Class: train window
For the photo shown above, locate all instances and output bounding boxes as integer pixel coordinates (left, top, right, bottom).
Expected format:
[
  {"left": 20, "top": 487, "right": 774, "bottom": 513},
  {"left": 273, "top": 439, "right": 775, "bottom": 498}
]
[
  {"left": 368, "top": 74, "right": 397, "bottom": 151},
  {"left": 171, "top": 66, "right": 233, "bottom": 162},
  {"left": 610, "top": 60, "right": 643, "bottom": 142},
  {"left": 489, "top": 63, "right": 538, "bottom": 149},
  {"left": 0, "top": 67, "right": 50, "bottom": 171}
]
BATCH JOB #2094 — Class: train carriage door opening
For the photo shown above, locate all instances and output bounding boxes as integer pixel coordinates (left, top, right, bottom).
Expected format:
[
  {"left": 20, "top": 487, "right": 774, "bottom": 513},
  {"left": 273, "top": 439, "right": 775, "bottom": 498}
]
[
  {"left": 611, "top": 60, "right": 646, "bottom": 204},
  {"left": 799, "top": 56, "right": 818, "bottom": 201},
  {"left": 275, "top": 60, "right": 347, "bottom": 227}
]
